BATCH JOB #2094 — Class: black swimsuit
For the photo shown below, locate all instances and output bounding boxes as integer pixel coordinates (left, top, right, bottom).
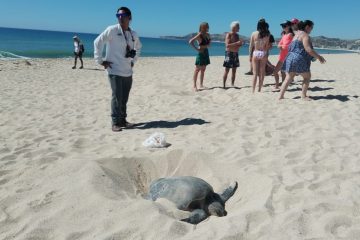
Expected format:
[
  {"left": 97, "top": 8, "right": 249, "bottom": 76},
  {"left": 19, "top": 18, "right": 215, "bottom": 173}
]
[
  {"left": 195, "top": 34, "right": 211, "bottom": 66},
  {"left": 199, "top": 34, "right": 210, "bottom": 46}
]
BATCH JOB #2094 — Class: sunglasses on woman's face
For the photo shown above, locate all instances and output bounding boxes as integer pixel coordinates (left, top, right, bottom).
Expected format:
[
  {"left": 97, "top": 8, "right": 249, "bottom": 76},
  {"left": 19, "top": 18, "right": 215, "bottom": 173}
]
[{"left": 116, "top": 13, "right": 129, "bottom": 18}]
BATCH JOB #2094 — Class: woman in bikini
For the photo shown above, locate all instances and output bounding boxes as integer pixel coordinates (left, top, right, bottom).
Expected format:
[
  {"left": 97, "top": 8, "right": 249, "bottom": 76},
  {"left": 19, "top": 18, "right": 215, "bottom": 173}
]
[
  {"left": 273, "top": 21, "right": 294, "bottom": 91},
  {"left": 189, "top": 22, "right": 211, "bottom": 91},
  {"left": 249, "top": 19, "right": 271, "bottom": 93},
  {"left": 279, "top": 20, "right": 326, "bottom": 100},
  {"left": 223, "top": 21, "right": 243, "bottom": 88}
]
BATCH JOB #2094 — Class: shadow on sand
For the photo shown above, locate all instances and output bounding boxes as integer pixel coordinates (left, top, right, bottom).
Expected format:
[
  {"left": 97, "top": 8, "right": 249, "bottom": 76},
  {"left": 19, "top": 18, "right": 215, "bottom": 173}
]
[
  {"left": 293, "top": 95, "right": 359, "bottom": 102},
  {"left": 198, "top": 86, "right": 249, "bottom": 91},
  {"left": 271, "top": 79, "right": 336, "bottom": 87},
  {"left": 288, "top": 86, "right": 334, "bottom": 92},
  {"left": 130, "top": 118, "right": 210, "bottom": 129},
  {"left": 83, "top": 67, "right": 105, "bottom": 71},
  {"left": 311, "top": 79, "right": 336, "bottom": 83}
]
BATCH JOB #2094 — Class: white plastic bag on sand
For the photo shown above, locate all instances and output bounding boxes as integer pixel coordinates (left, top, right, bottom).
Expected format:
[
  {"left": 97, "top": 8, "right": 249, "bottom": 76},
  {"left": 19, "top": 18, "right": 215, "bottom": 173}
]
[{"left": 142, "top": 132, "right": 168, "bottom": 148}]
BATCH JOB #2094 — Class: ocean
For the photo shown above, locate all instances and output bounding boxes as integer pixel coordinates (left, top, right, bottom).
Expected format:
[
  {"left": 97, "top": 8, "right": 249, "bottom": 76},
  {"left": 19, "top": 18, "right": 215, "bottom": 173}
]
[{"left": 0, "top": 27, "right": 354, "bottom": 59}]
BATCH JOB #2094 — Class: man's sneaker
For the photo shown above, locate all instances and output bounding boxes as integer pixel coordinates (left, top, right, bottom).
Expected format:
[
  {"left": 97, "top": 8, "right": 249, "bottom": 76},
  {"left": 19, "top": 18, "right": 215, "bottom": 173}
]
[
  {"left": 112, "top": 124, "right": 122, "bottom": 132},
  {"left": 245, "top": 71, "right": 253, "bottom": 75}
]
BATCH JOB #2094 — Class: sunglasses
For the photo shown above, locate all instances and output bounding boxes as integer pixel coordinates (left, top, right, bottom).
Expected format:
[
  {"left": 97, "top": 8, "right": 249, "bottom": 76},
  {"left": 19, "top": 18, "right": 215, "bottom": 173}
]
[{"left": 116, "top": 13, "right": 130, "bottom": 18}]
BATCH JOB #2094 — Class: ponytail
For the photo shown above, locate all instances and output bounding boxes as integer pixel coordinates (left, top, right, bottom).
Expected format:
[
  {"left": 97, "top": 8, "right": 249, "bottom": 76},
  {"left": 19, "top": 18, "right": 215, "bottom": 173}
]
[{"left": 298, "top": 20, "right": 314, "bottom": 31}]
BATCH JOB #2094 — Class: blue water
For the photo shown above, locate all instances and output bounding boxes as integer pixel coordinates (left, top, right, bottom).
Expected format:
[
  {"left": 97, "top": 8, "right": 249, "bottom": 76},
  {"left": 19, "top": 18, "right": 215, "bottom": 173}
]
[{"left": 0, "top": 27, "right": 354, "bottom": 59}]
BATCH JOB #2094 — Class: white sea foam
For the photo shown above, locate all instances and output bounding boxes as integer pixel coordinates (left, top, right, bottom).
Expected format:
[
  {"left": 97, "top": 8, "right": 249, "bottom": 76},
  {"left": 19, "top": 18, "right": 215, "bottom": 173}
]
[{"left": 0, "top": 51, "right": 30, "bottom": 60}]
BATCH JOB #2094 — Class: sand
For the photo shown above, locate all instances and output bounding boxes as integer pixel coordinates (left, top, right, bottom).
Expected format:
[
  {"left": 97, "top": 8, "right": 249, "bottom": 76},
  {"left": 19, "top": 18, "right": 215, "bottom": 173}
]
[{"left": 1, "top": 54, "right": 360, "bottom": 240}]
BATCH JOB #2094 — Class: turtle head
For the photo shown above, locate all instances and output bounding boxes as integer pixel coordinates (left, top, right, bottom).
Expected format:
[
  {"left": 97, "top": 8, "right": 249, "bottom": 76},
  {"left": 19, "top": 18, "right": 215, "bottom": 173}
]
[
  {"left": 208, "top": 201, "right": 227, "bottom": 217},
  {"left": 207, "top": 194, "right": 226, "bottom": 217}
]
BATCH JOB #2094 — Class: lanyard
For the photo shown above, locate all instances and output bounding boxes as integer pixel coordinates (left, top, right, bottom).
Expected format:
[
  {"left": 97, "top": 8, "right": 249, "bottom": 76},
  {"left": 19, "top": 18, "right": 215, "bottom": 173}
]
[{"left": 122, "top": 28, "right": 135, "bottom": 47}]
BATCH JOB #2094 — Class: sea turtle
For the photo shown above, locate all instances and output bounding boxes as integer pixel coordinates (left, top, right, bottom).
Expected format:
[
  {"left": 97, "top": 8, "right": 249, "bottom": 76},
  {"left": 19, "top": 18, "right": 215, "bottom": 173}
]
[{"left": 147, "top": 176, "right": 238, "bottom": 224}]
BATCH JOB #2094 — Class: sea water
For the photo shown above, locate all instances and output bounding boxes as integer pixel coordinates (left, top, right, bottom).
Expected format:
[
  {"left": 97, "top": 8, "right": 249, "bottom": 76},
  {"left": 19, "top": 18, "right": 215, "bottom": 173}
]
[{"left": 0, "top": 27, "right": 354, "bottom": 59}]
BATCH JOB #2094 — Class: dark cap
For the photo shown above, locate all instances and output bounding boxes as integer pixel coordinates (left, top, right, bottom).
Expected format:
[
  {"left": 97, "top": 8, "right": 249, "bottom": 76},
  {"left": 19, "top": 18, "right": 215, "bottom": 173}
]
[{"left": 280, "top": 21, "right": 292, "bottom": 28}]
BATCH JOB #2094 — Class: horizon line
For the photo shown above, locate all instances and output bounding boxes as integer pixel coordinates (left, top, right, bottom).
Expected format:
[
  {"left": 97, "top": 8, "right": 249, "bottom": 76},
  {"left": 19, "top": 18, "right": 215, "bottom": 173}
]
[{"left": 1, "top": 26, "right": 359, "bottom": 41}]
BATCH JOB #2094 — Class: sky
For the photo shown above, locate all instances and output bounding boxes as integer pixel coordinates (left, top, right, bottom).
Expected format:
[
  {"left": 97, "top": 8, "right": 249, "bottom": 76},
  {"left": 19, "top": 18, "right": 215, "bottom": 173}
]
[{"left": 1, "top": 0, "right": 359, "bottom": 39}]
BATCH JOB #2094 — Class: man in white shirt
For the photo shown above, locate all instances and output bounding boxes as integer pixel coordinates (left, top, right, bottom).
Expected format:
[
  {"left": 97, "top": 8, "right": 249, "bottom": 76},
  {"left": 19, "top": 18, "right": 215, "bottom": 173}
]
[{"left": 94, "top": 6, "right": 142, "bottom": 132}]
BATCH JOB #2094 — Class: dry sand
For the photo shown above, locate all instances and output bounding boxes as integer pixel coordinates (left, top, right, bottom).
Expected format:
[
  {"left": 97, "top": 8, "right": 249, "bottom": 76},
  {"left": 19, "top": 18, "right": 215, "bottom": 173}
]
[{"left": 1, "top": 54, "right": 360, "bottom": 240}]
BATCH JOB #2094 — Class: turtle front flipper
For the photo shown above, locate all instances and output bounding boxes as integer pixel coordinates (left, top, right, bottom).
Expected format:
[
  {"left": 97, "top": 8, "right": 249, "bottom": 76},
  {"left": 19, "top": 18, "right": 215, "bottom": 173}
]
[
  {"left": 181, "top": 209, "right": 208, "bottom": 224},
  {"left": 220, "top": 181, "right": 238, "bottom": 203}
]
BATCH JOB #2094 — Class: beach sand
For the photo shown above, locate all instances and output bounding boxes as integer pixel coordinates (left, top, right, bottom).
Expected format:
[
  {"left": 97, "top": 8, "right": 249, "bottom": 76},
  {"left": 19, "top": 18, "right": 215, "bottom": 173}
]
[{"left": 1, "top": 54, "right": 360, "bottom": 239}]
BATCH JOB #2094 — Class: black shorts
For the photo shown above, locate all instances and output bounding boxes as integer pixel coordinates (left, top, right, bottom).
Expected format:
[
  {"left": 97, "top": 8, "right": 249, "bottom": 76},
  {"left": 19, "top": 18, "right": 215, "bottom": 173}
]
[
  {"left": 223, "top": 51, "right": 240, "bottom": 68},
  {"left": 74, "top": 52, "right": 83, "bottom": 57}
]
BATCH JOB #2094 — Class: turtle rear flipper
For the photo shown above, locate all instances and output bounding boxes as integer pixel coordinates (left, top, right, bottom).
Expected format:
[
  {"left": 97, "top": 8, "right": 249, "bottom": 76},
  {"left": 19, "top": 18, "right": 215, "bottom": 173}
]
[
  {"left": 181, "top": 209, "right": 208, "bottom": 224},
  {"left": 220, "top": 181, "right": 238, "bottom": 203}
]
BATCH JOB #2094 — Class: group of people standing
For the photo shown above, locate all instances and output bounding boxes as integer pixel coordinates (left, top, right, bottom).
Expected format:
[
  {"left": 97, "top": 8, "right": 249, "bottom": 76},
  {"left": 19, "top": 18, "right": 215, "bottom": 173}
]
[
  {"left": 91, "top": 6, "right": 326, "bottom": 132},
  {"left": 189, "top": 18, "right": 326, "bottom": 100}
]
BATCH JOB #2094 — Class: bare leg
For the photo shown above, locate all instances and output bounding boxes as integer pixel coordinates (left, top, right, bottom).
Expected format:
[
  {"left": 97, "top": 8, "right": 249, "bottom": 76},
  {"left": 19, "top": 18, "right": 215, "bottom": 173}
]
[
  {"left": 273, "top": 61, "right": 283, "bottom": 90},
  {"left": 279, "top": 72, "right": 296, "bottom": 100},
  {"left": 79, "top": 56, "right": 84, "bottom": 69},
  {"left": 223, "top": 68, "right": 230, "bottom": 88},
  {"left": 199, "top": 66, "right": 206, "bottom": 88},
  {"left": 231, "top": 68, "right": 237, "bottom": 86},
  {"left": 252, "top": 58, "right": 259, "bottom": 93},
  {"left": 274, "top": 72, "right": 280, "bottom": 89},
  {"left": 281, "top": 71, "right": 286, "bottom": 82},
  {"left": 249, "top": 59, "right": 253, "bottom": 73},
  {"left": 245, "top": 59, "right": 253, "bottom": 75},
  {"left": 258, "top": 57, "right": 267, "bottom": 92},
  {"left": 73, "top": 55, "right": 78, "bottom": 69},
  {"left": 300, "top": 72, "right": 311, "bottom": 100},
  {"left": 193, "top": 66, "right": 200, "bottom": 91}
]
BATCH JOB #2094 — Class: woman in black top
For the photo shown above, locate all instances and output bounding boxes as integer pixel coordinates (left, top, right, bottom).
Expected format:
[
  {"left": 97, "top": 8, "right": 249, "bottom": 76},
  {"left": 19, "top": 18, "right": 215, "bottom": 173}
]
[{"left": 189, "top": 22, "right": 211, "bottom": 91}]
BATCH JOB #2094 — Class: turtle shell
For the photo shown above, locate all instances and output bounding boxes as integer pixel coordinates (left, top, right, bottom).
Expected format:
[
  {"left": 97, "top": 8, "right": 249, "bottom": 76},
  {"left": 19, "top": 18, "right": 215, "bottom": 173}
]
[{"left": 148, "top": 176, "right": 214, "bottom": 211}]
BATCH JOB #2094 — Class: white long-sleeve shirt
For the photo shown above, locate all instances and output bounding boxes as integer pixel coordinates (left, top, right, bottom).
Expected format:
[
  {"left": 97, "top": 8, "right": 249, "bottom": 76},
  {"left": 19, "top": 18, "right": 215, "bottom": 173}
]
[
  {"left": 94, "top": 24, "right": 142, "bottom": 77},
  {"left": 74, "top": 41, "right": 79, "bottom": 53}
]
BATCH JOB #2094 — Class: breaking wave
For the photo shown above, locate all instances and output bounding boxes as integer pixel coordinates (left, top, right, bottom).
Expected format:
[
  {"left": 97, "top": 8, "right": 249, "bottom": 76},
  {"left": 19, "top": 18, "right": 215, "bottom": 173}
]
[{"left": 0, "top": 51, "right": 30, "bottom": 60}]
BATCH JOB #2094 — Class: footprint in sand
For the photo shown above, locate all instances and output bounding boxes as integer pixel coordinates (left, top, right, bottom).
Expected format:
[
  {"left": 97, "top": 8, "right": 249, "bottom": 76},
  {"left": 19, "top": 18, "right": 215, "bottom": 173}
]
[
  {"left": 65, "top": 231, "right": 87, "bottom": 240},
  {"left": 325, "top": 215, "right": 352, "bottom": 238},
  {"left": 4, "top": 161, "right": 16, "bottom": 166},
  {"left": 245, "top": 211, "right": 270, "bottom": 232},
  {"left": 14, "top": 148, "right": 33, "bottom": 155},
  {"left": 0, "top": 207, "right": 10, "bottom": 222},
  {"left": 16, "top": 187, "right": 33, "bottom": 193},
  {"left": 0, "top": 147, "right": 11, "bottom": 154},
  {"left": 0, "top": 178, "right": 10, "bottom": 185},
  {"left": 33, "top": 136, "right": 50, "bottom": 143},
  {"left": 0, "top": 170, "right": 11, "bottom": 177},
  {"left": 28, "top": 191, "right": 57, "bottom": 211},
  {"left": 293, "top": 166, "right": 319, "bottom": 182},
  {"left": 1, "top": 154, "right": 17, "bottom": 161},
  {"left": 72, "top": 138, "right": 91, "bottom": 149},
  {"left": 168, "top": 221, "right": 190, "bottom": 236},
  {"left": 284, "top": 182, "right": 305, "bottom": 192},
  {"left": 14, "top": 143, "right": 35, "bottom": 152},
  {"left": 38, "top": 156, "right": 60, "bottom": 165},
  {"left": 25, "top": 227, "right": 53, "bottom": 240}
]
